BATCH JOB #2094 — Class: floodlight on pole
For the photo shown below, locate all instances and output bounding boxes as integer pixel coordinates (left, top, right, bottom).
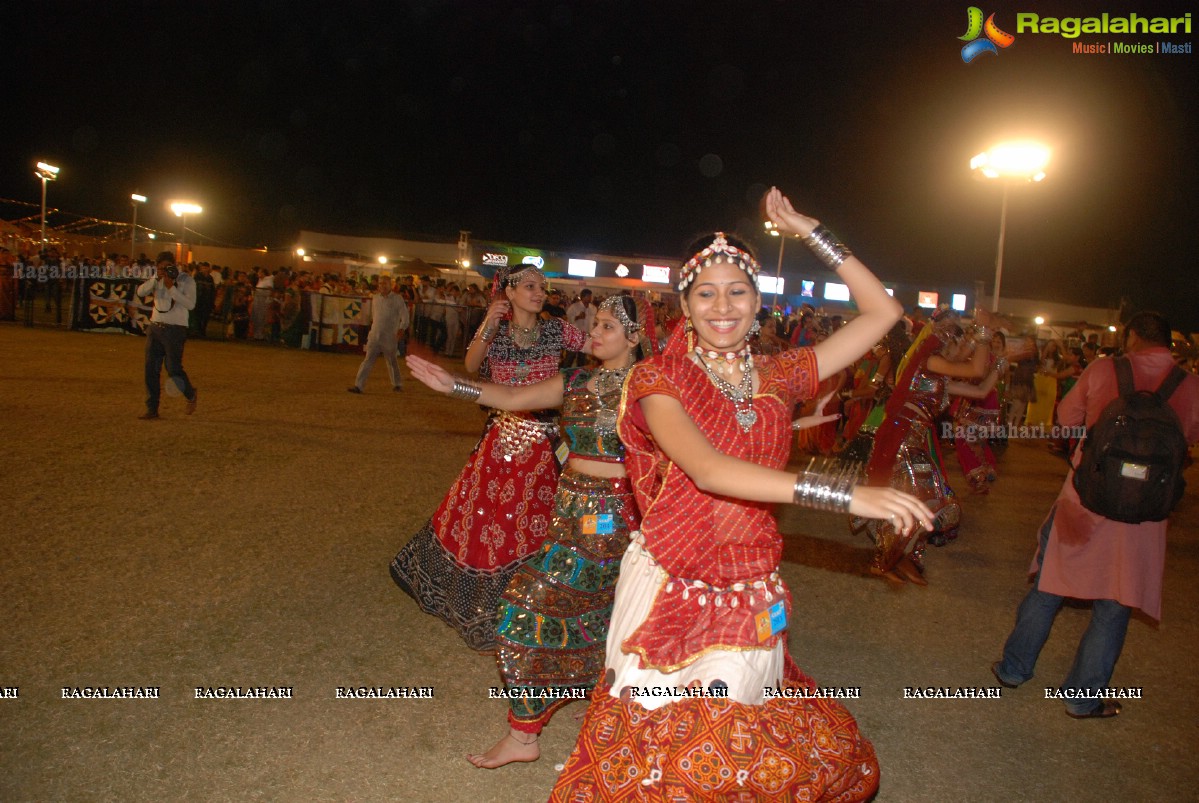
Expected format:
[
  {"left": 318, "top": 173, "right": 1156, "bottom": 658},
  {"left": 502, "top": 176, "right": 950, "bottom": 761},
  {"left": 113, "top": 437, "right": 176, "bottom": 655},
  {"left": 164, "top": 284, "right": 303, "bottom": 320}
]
[
  {"left": 763, "top": 220, "right": 785, "bottom": 311},
  {"left": 971, "top": 141, "right": 1050, "bottom": 313},
  {"left": 169, "top": 201, "right": 203, "bottom": 262},
  {"left": 34, "top": 161, "right": 60, "bottom": 249},
  {"left": 130, "top": 194, "right": 147, "bottom": 258}
]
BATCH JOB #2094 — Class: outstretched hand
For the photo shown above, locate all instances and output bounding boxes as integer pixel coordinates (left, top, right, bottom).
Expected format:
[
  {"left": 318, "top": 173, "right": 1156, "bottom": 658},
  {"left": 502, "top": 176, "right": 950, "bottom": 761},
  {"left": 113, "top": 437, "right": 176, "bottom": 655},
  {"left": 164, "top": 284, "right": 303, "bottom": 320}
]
[
  {"left": 405, "top": 355, "right": 455, "bottom": 394},
  {"left": 847, "top": 486, "right": 935, "bottom": 539},
  {"left": 792, "top": 390, "right": 841, "bottom": 430},
  {"left": 763, "top": 187, "right": 819, "bottom": 239}
]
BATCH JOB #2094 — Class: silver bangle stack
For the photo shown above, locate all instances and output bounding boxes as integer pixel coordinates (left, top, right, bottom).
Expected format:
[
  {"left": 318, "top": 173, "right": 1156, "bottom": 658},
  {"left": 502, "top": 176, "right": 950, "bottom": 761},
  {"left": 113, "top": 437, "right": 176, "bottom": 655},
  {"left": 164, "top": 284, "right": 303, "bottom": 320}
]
[
  {"left": 792, "top": 456, "right": 860, "bottom": 512},
  {"left": 449, "top": 378, "right": 482, "bottom": 402},
  {"left": 802, "top": 225, "right": 853, "bottom": 270}
]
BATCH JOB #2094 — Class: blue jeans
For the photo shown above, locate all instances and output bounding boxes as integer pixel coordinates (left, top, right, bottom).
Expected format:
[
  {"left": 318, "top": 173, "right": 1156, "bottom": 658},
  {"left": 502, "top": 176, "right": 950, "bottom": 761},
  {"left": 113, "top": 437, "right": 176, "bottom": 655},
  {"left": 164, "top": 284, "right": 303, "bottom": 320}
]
[
  {"left": 996, "top": 506, "right": 1132, "bottom": 715},
  {"left": 144, "top": 323, "right": 196, "bottom": 414}
]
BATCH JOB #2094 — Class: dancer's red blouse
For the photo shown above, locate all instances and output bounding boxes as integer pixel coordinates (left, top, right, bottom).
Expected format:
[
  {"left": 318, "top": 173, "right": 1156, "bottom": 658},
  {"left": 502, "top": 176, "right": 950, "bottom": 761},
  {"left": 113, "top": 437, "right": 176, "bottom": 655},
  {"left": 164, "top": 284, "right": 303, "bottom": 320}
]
[{"left": 617, "top": 346, "right": 819, "bottom": 671}]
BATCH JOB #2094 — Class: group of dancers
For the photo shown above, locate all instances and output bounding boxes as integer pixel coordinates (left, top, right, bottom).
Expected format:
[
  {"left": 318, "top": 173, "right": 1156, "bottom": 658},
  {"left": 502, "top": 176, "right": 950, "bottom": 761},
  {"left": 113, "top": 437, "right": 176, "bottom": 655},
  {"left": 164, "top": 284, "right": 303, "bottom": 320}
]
[
  {"left": 845, "top": 311, "right": 1006, "bottom": 584},
  {"left": 391, "top": 187, "right": 938, "bottom": 800}
]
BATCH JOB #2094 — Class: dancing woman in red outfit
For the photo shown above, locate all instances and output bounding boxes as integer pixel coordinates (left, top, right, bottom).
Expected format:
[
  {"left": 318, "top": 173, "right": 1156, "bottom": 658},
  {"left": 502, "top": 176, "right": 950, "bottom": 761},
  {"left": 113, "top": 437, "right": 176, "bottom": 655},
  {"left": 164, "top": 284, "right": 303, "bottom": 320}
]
[
  {"left": 390, "top": 264, "right": 587, "bottom": 651},
  {"left": 550, "top": 189, "right": 933, "bottom": 802}
]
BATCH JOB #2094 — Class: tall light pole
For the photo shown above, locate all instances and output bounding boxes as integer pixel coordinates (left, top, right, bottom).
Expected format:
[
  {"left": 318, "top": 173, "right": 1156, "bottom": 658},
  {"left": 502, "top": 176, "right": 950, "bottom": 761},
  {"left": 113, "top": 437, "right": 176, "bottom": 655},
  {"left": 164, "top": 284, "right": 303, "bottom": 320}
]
[
  {"left": 169, "top": 201, "right": 202, "bottom": 263},
  {"left": 130, "top": 194, "right": 147, "bottom": 258},
  {"left": 971, "top": 141, "right": 1049, "bottom": 313},
  {"left": 34, "top": 161, "right": 60, "bottom": 250},
  {"left": 763, "top": 220, "right": 785, "bottom": 311}
]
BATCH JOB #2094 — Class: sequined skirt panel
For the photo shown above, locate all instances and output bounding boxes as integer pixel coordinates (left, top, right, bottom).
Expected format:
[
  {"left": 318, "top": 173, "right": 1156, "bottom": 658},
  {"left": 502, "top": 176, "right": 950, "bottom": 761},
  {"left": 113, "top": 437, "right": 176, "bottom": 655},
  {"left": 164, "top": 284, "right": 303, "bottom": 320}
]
[
  {"left": 390, "top": 413, "right": 559, "bottom": 652},
  {"left": 497, "top": 467, "right": 637, "bottom": 728}
]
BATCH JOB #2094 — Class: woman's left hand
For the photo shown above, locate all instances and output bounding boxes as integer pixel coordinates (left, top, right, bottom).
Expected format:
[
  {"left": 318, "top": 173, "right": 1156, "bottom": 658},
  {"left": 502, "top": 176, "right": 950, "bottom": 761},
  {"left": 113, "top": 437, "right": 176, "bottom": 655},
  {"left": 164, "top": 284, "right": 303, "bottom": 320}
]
[
  {"left": 792, "top": 390, "right": 841, "bottom": 430},
  {"left": 848, "top": 487, "right": 935, "bottom": 538},
  {"left": 405, "top": 355, "right": 455, "bottom": 394}
]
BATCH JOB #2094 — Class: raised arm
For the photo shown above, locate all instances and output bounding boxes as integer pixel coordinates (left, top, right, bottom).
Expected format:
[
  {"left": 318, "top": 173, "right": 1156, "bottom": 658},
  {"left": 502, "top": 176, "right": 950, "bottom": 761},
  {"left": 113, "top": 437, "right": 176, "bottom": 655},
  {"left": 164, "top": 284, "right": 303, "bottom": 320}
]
[
  {"left": 928, "top": 334, "right": 991, "bottom": 378},
  {"left": 640, "top": 393, "right": 933, "bottom": 534},
  {"left": 406, "top": 354, "right": 565, "bottom": 411},
  {"left": 763, "top": 188, "right": 903, "bottom": 381},
  {"left": 463, "top": 299, "right": 510, "bottom": 374},
  {"left": 947, "top": 359, "right": 1002, "bottom": 399}
]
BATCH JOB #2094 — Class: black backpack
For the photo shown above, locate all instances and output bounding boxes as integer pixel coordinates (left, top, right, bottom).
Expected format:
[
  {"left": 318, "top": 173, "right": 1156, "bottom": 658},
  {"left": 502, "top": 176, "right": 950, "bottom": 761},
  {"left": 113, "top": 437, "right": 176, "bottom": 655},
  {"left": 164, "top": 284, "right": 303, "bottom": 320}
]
[{"left": 1072, "top": 357, "right": 1189, "bottom": 523}]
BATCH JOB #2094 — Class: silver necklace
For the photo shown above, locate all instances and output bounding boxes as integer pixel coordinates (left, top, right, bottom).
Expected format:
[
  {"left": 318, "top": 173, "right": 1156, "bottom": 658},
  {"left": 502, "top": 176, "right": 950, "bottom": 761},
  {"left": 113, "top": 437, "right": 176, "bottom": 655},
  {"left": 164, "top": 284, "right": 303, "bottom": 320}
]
[
  {"left": 512, "top": 320, "right": 541, "bottom": 350},
  {"left": 696, "top": 353, "right": 757, "bottom": 431},
  {"left": 592, "top": 363, "right": 632, "bottom": 432}
]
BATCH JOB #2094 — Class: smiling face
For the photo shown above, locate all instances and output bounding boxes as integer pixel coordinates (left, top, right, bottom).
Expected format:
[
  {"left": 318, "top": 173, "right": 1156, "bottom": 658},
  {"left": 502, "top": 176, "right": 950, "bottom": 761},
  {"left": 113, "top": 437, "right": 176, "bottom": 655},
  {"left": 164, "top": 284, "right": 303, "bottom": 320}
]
[
  {"left": 680, "top": 261, "right": 760, "bottom": 352},
  {"left": 590, "top": 306, "right": 638, "bottom": 365},
  {"left": 505, "top": 274, "right": 546, "bottom": 315}
]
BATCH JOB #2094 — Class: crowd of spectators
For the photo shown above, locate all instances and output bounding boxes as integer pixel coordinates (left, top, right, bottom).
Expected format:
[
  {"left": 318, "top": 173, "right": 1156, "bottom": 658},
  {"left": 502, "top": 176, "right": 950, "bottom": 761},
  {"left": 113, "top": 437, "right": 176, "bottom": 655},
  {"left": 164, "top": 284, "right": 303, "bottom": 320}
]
[{"left": 2, "top": 247, "right": 1195, "bottom": 388}]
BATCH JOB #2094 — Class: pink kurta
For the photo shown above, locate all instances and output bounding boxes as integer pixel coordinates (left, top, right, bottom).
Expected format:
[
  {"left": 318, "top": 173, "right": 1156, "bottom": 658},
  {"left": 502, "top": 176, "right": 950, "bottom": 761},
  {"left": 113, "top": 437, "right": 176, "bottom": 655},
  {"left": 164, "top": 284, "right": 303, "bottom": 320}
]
[{"left": 1035, "top": 348, "right": 1199, "bottom": 620}]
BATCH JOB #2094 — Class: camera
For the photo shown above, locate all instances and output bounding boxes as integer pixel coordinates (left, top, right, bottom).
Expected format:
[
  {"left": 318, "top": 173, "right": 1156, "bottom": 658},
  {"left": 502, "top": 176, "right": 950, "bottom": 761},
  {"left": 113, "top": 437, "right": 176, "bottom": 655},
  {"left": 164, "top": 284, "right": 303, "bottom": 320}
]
[{"left": 163, "top": 266, "right": 179, "bottom": 281}]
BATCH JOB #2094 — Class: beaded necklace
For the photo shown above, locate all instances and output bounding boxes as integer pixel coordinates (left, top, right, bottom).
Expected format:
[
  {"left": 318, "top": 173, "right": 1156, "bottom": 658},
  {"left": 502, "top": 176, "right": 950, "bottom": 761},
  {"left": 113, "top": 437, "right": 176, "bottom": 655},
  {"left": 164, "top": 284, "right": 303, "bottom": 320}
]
[
  {"left": 695, "top": 351, "right": 757, "bottom": 431},
  {"left": 693, "top": 345, "right": 750, "bottom": 377}
]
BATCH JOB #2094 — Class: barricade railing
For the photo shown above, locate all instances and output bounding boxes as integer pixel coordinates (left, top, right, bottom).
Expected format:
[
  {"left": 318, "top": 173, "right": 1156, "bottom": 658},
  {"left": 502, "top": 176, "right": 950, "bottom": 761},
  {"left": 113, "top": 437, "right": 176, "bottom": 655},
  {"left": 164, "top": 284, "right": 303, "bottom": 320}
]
[{"left": 19, "top": 275, "right": 492, "bottom": 364}]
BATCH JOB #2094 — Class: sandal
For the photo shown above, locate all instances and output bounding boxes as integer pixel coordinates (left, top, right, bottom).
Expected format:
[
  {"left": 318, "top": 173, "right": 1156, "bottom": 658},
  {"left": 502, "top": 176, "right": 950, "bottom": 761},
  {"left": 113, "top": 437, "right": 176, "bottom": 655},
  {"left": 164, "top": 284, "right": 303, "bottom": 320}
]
[{"left": 894, "top": 556, "right": 928, "bottom": 586}]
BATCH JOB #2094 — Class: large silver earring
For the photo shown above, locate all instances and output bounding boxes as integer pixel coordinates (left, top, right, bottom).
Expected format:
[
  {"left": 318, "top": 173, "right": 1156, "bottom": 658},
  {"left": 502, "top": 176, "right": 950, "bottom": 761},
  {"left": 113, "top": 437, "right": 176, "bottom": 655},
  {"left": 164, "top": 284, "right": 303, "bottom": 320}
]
[{"left": 749, "top": 319, "right": 761, "bottom": 337}]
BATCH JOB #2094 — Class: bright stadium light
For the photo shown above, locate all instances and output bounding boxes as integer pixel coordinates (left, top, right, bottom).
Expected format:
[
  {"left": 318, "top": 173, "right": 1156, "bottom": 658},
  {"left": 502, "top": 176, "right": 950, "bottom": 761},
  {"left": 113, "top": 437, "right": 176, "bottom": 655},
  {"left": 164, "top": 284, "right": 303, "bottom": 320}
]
[
  {"left": 763, "top": 220, "right": 785, "bottom": 310},
  {"left": 169, "top": 201, "right": 203, "bottom": 262},
  {"left": 35, "top": 160, "right": 60, "bottom": 247},
  {"left": 972, "top": 140, "right": 1050, "bottom": 312}
]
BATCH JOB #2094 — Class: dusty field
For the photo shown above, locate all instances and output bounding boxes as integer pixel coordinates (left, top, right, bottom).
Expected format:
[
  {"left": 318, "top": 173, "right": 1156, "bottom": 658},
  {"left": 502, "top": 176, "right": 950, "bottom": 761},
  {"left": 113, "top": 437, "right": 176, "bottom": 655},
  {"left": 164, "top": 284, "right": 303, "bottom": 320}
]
[{"left": 2, "top": 323, "right": 1197, "bottom": 802}]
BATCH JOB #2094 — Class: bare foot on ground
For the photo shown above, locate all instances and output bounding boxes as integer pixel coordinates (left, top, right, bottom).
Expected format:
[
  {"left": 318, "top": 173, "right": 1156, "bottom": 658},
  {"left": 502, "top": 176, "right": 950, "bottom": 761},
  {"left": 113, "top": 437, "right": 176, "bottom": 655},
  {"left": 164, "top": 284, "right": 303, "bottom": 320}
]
[{"left": 466, "top": 730, "right": 539, "bottom": 769}]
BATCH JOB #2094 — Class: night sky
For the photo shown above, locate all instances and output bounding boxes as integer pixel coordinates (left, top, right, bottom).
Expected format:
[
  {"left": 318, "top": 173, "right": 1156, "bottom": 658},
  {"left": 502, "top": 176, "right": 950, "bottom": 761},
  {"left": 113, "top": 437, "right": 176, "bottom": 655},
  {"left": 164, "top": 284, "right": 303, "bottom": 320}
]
[{"left": 9, "top": 0, "right": 1197, "bottom": 329}]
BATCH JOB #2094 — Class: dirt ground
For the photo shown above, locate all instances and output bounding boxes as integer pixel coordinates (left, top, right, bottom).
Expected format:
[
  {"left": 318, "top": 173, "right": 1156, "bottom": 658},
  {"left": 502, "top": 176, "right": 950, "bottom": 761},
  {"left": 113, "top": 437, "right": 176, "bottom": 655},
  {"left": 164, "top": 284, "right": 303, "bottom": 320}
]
[{"left": 2, "top": 323, "right": 1197, "bottom": 802}]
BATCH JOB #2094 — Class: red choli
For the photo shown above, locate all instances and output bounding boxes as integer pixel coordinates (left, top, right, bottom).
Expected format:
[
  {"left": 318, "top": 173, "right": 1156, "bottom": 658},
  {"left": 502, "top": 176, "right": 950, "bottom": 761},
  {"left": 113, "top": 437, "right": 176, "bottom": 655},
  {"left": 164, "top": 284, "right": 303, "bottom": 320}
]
[{"left": 616, "top": 348, "right": 819, "bottom": 670}]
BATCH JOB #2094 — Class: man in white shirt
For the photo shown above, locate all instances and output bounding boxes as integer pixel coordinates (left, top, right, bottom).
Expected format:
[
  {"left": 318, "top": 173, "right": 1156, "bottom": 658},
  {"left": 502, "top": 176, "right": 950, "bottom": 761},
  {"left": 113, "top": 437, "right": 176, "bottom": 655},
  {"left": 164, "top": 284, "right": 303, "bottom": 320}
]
[
  {"left": 564, "top": 288, "right": 595, "bottom": 367},
  {"left": 135, "top": 251, "right": 199, "bottom": 419},
  {"left": 348, "top": 274, "right": 410, "bottom": 393}
]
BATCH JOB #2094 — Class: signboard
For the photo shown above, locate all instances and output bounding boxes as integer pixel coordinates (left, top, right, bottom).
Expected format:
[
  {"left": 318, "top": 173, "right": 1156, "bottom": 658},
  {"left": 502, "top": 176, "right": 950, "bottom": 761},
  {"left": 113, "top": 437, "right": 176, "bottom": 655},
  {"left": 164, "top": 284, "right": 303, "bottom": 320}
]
[
  {"left": 568, "top": 258, "right": 596, "bottom": 277},
  {"left": 642, "top": 264, "right": 671, "bottom": 284},
  {"left": 758, "top": 275, "right": 785, "bottom": 294},
  {"left": 824, "top": 282, "right": 850, "bottom": 301}
]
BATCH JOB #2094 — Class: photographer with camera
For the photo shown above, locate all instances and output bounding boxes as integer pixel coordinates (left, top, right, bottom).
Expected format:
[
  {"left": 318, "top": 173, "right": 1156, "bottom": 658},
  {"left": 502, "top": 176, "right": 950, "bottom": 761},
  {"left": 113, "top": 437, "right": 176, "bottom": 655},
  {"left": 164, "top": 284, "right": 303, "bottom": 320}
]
[{"left": 135, "top": 251, "right": 199, "bottom": 420}]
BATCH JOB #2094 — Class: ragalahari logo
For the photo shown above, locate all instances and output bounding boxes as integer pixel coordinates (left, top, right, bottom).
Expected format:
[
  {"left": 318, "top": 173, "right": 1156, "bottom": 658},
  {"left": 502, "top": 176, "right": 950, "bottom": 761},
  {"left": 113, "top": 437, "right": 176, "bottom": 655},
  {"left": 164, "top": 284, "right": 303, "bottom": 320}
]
[{"left": 960, "top": 7, "right": 1016, "bottom": 62}]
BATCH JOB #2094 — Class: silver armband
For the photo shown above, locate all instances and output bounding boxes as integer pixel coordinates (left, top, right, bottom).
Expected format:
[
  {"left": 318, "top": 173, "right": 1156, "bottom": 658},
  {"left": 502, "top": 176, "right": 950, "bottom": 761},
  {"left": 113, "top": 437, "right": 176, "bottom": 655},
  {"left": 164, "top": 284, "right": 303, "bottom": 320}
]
[
  {"left": 802, "top": 225, "right": 854, "bottom": 270},
  {"left": 793, "top": 456, "right": 861, "bottom": 512},
  {"left": 449, "top": 378, "right": 483, "bottom": 402}
]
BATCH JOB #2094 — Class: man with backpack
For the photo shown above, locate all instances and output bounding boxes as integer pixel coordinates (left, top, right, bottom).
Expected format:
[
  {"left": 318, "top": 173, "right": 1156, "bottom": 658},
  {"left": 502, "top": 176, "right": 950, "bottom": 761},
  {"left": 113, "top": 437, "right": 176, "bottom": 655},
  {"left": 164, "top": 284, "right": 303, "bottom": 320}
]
[{"left": 992, "top": 312, "right": 1199, "bottom": 718}]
